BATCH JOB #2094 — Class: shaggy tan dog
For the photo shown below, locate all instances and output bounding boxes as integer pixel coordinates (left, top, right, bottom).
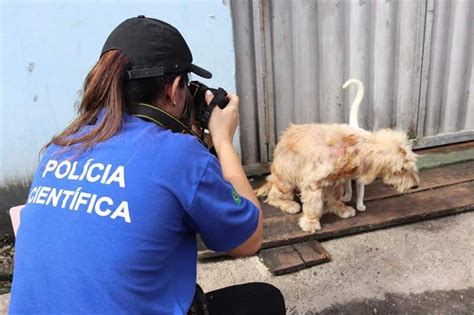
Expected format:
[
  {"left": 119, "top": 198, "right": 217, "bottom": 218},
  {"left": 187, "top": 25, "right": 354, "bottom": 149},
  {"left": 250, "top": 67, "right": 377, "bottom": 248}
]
[{"left": 256, "top": 124, "right": 420, "bottom": 232}]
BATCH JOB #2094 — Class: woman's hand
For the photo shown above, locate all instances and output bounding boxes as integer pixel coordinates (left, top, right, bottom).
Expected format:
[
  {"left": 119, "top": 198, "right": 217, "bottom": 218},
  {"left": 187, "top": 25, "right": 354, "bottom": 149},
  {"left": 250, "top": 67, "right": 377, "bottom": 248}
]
[{"left": 206, "top": 90, "right": 239, "bottom": 151}]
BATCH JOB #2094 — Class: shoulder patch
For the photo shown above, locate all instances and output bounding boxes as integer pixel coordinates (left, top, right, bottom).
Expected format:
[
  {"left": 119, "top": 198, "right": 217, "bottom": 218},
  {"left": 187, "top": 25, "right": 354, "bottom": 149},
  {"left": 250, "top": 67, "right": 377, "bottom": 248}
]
[{"left": 231, "top": 188, "right": 241, "bottom": 206}]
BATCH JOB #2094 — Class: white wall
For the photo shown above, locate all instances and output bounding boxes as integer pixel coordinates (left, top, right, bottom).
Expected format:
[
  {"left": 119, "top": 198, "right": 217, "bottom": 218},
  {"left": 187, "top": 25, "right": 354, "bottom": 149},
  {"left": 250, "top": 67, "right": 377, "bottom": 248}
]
[{"left": 0, "top": 0, "right": 236, "bottom": 187}]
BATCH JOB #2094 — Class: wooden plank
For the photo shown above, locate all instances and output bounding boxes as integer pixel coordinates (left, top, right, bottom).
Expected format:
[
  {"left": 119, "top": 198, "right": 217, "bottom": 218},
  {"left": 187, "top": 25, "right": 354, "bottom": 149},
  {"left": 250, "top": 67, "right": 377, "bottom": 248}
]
[
  {"left": 362, "top": 160, "right": 474, "bottom": 202},
  {"left": 293, "top": 240, "right": 331, "bottom": 267},
  {"left": 258, "top": 240, "right": 331, "bottom": 276},
  {"left": 199, "top": 180, "right": 474, "bottom": 259},
  {"left": 258, "top": 245, "right": 305, "bottom": 275},
  {"left": 261, "top": 181, "right": 474, "bottom": 248}
]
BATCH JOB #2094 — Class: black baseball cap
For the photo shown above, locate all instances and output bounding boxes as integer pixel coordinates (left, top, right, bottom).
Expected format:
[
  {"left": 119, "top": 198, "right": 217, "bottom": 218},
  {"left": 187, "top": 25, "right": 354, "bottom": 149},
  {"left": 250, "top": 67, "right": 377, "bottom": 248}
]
[{"left": 101, "top": 15, "right": 212, "bottom": 80}]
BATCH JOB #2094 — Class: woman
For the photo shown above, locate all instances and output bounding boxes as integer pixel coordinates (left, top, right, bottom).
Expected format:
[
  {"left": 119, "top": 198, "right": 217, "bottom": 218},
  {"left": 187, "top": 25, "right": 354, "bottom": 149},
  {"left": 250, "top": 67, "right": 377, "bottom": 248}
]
[{"left": 9, "top": 16, "right": 285, "bottom": 314}]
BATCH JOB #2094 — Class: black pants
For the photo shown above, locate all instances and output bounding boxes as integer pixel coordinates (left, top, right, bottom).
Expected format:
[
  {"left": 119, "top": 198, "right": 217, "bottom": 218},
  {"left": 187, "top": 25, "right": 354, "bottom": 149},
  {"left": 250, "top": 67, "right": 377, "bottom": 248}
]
[{"left": 190, "top": 282, "right": 286, "bottom": 315}]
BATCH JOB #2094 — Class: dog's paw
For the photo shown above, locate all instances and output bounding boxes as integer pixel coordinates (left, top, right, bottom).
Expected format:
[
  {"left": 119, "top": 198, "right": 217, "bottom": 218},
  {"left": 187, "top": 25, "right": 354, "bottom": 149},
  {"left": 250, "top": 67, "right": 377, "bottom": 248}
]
[
  {"left": 336, "top": 206, "right": 356, "bottom": 218},
  {"left": 281, "top": 202, "right": 301, "bottom": 214},
  {"left": 299, "top": 216, "right": 322, "bottom": 233},
  {"left": 356, "top": 203, "right": 366, "bottom": 211},
  {"left": 341, "top": 193, "right": 352, "bottom": 202}
]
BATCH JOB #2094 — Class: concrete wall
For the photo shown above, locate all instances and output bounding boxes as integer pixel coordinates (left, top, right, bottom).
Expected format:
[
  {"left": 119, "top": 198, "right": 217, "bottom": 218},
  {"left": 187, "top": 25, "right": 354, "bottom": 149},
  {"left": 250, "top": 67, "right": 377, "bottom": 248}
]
[{"left": 0, "top": 0, "right": 236, "bottom": 235}]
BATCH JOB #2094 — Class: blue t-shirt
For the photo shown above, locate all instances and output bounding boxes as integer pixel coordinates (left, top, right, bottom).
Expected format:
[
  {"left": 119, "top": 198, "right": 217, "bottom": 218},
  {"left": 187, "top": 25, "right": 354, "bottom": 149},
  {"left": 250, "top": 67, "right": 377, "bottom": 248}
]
[{"left": 9, "top": 112, "right": 259, "bottom": 314}]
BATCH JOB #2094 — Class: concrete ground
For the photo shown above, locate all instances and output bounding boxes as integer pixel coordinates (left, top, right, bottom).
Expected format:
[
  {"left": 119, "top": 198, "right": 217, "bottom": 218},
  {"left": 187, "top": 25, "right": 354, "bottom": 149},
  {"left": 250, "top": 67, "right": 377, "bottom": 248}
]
[
  {"left": 197, "top": 211, "right": 474, "bottom": 314},
  {"left": 1, "top": 211, "right": 473, "bottom": 314}
]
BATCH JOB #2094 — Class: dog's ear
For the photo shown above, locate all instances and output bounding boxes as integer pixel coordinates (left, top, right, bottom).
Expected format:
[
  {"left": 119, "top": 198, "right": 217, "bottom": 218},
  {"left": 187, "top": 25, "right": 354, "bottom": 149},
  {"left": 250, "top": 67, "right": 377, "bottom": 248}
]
[
  {"left": 402, "top": 145, "right": 419, "bottom": 163},
  {"left": 399, "top": 146, "right": 407, "bottom": 157}
]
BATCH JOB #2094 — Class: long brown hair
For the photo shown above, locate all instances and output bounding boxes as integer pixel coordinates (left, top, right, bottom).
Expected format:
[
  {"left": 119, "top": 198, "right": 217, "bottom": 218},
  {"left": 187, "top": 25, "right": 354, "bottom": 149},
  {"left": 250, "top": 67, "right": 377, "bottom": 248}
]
[
  {"left": 43, "top": 50, "right": 183, "bottom": 155},
  {"left": 43, "top": 50, "right": 128, "bottom": 154}
]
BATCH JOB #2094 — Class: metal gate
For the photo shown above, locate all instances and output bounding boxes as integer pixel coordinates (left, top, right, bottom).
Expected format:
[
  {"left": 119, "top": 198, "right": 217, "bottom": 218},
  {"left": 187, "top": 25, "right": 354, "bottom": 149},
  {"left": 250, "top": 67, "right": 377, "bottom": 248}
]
[{"left": 230, "top": 0, "right": 474, "bottom": 174}]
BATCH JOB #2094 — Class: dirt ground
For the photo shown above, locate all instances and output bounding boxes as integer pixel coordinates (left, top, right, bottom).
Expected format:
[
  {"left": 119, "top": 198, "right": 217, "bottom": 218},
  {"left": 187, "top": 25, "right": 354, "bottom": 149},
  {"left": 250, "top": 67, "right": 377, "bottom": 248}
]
[{"left": 0, "top": 236, "right": 13, "bottom": 296}]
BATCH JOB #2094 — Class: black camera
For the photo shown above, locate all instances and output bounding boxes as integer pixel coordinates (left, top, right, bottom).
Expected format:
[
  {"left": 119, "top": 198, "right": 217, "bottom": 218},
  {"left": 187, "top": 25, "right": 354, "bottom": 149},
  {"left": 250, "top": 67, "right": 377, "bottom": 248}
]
[
  {"left": 188, "top": 81, "right": 229, "bottom": 129},
  {"left": 129, "top": 80, "right": 229, "bottom": 153}
]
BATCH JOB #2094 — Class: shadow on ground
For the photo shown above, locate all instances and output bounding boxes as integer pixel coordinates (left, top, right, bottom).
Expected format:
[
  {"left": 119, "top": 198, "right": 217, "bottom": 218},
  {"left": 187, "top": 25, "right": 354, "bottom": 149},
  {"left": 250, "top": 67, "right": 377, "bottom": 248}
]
[{"left": 300, "top": 287, "right": 474, "bottom": 315}]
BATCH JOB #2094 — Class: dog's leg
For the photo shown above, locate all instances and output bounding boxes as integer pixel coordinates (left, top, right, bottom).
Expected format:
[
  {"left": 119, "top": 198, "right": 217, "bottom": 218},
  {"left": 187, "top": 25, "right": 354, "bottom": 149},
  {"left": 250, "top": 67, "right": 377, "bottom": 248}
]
[
  {"left": 355, "top": 181, "right": 366, "bottom": 211},
  {"left": 266, "top": 178, "right": 301, "bottom": 214},
  {"left": 327, "top": 187, "right": 356, "bottom": 219},
  {"left": 298, "top": 186, "right": 324, "bottom": 232},
  {"left": 341, "top": 180, "right": 352, "bottom": 202},
  {"left": 328, "top": 201, "right": 356, "bottom": 219}
]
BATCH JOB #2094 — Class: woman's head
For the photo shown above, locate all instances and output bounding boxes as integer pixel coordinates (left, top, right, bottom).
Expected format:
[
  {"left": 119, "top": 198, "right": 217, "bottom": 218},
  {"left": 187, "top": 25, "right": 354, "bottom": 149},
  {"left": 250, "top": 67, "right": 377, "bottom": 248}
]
[
  {"left": 124, "top": 67, "right": 190, "bottom": 118},
  {"left": 105, "top": 15, "right": 211, "bottom": 119},
  {"left": 45, "top": 15, "right": 211, "bottom": 153},
  {"left": 45, "top": 50, "right": 186, "bottom": 152}
]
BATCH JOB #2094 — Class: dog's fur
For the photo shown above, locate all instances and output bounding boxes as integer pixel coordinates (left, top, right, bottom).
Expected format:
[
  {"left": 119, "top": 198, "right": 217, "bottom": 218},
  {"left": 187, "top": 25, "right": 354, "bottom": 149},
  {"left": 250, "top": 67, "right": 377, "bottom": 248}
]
[
  {"left": 256, "top": 109, "right": 420, "bottom": 233},
  {"left": 341, "top": 79, "right": 367, "bottom": 211}
]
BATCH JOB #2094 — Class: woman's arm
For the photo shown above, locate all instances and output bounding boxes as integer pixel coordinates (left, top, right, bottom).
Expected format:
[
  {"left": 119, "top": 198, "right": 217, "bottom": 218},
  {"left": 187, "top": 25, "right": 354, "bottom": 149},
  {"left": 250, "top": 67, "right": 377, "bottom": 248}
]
[
  {"left": 214, "top": 142, "right": 263, "bottom": 256},
  {"left": 207, "top": 92, "right": 263, "bottom": 257}
]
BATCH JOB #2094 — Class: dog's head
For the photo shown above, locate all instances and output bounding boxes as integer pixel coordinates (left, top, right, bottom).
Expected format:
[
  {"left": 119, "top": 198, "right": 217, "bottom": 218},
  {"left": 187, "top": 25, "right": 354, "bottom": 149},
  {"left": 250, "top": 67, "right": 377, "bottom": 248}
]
[
  {"left": 359, "top": 129, "right": 420, "bottom": 192},
  {"left": 377, "top": 129, "right": 420, "bottom": 192}
]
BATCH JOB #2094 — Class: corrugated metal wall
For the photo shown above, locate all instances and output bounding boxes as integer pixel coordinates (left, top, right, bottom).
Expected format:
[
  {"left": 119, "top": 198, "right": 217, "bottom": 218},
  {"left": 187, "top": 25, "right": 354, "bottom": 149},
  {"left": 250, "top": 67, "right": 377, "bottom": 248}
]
[
  {"left": 231, "top": 0, "right": 474, "bottom": 174},
  {"left": 417, "top": 0, "right": 474, "bottom": 147}
]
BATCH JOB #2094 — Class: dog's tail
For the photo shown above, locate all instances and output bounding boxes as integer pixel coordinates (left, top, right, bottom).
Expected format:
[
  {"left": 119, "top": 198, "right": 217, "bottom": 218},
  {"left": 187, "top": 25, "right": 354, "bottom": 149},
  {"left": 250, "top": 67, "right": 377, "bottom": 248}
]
[
  {"left": 343, "top": 79, "right": 364, "bottom": 129},
  {"left": 255, "top": 178, "right": 272, "bottom": 198}
]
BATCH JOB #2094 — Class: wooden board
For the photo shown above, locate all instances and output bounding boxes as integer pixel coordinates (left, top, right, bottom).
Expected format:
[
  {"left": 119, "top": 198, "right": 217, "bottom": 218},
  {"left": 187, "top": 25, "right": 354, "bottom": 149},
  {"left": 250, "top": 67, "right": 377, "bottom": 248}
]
[
  {"left": 258, "top": 240, "right": 330, "bottom": 275},
  {"left": 198, "top": 162, "right": 474, "bottom": 259},
  {"left": 260, "top": 180, "right": 474, "bottom": 248},
  {"left": 361, "top": 161, "right": 474, "bottom": 202},
  {"left": 199, "top": 180, "right": 474, "bottom": 259}
]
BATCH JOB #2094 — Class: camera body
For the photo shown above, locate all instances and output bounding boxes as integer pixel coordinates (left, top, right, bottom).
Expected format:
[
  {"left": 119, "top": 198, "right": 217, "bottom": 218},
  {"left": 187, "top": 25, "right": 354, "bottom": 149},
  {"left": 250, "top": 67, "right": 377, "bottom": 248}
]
[{"left": 188, "top": 80, "right": 229, "bottom": 129}]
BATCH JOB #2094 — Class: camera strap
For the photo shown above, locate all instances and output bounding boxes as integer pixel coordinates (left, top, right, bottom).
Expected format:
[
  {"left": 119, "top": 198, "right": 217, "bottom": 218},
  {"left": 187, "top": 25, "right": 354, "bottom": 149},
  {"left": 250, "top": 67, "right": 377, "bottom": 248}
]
[
  {"left": 199, "top": 88, "right": 228, "bottom": 129},
  {"left": 130, "top": 103, "right": 208, "bottom": 148}
]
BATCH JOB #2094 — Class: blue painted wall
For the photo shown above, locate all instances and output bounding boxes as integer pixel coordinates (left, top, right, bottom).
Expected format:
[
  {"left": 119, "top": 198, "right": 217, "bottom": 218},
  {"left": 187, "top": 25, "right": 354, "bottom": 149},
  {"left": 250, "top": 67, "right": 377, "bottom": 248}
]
[{"left": 1, "top": 0, "right": 236, "bottom": 187}]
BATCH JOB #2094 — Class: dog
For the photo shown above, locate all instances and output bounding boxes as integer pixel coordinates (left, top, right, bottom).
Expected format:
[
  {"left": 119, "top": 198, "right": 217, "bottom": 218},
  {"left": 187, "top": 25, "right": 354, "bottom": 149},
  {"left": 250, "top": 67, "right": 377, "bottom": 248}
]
[
  {"left": 256, "top": 85, "right": 420, "bottom": 233},
  {"left": 340, "top": 79, "right": 367, "bottom": 211}
]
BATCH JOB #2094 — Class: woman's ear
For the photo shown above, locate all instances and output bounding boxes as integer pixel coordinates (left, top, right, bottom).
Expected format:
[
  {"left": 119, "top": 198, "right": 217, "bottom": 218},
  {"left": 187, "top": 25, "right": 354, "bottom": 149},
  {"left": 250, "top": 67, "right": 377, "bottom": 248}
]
[{"left": 166, "top": 76, "right": 182, "bottom": 104}]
